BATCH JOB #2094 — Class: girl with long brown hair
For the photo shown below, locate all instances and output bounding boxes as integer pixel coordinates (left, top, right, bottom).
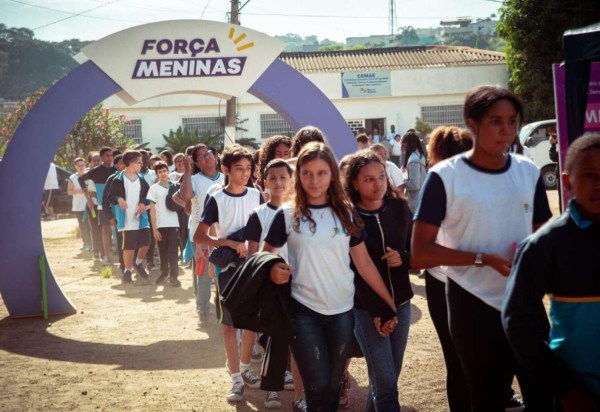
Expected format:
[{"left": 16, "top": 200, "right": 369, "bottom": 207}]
[{"left": 262, "top": 142, "right": 398, "bottom": 411}]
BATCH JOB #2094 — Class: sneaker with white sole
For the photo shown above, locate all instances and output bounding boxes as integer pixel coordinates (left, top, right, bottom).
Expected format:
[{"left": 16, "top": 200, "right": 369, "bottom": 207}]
[
  {"left": 292, "top": 398, "right": 307, "bottom": 412},
  {"left": 226, "top": 380, "right": 244, "bottom": 402},
  {"left": 264, "top": 391, "right": 281, "bottom": 409},
  {"left": 251, "top": 343, "right": 264, "bottom": 364},
  {"left": 284, "top": 370, "right": 294, "bottom": 391},
  {"left": 101, "top": 256, "right": 112, "bottom": 265},
  {"left": 241, "top": 368, "right": 261, "bottom": 389}
]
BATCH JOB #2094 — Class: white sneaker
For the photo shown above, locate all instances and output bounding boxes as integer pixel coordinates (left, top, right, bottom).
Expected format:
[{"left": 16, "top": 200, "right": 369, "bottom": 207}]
[
  {"left": 284, "top": 370, "right": 294, "bottom": 391},
  {"left": 264, "top": 391, "right": 281, "bottom": 409},
  {"left": 292, "top": 398, "right": 307, "bottom": 412},
  {"left": 101, "top": 256, "right": 112, "bottom": 265},
  {"left": 226, "top": 380, "right": 244, "bottom": 402}
]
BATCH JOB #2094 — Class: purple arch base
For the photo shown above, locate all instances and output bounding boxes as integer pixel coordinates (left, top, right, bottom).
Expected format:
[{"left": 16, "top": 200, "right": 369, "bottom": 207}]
[{"left": 0, "top": 59, "right": 355, "bottom": 318}]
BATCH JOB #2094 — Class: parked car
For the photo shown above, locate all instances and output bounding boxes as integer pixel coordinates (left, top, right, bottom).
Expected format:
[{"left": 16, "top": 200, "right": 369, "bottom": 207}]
[{"left": 519, "top": 119, "right": 557, "bottom": 190}]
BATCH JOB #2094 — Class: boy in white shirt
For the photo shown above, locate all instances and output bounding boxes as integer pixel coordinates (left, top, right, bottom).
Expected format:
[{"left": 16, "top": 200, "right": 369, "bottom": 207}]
[{"left": 147, "top": 161, "right": 181, "bottom": 287}]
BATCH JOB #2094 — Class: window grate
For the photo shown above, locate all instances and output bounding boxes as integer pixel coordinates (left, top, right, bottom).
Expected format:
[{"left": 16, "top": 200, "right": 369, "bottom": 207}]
[
  {"left": 260, "top": 113, "right": 294, "bottom": 140},
  {"left": 346, "top": 119, "right": 365, "bottom": 135},
  {"left": 182, "top": 116, "right": 225, "bottom": 137},
  {"left": 123, "top": 119, "right": 143, "bottom": 145},
  {"left": 421, "top": 105, "right": 465, "bottom": 129}
]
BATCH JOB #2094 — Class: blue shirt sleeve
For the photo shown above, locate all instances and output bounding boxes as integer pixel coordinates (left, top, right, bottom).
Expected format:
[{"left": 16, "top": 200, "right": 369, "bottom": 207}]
[
  {"left": 533, "top": 176, "right": 552, "bottom": 224},
  {"left": 200, "top": 196, "right": 219, "bottom": 226},
  {"left": 413, "top": 172, "right": 446, "bottom": 226},
  {"left": 264, "top": 210, "right": 288, "bottom": 247},
  {"left": 244, "top": 211, "right": 262, "bottom": 242}
]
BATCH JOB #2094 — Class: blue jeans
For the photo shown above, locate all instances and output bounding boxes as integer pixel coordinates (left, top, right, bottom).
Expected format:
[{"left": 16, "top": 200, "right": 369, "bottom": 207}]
[
  {"left": 289, "top": 299, "right": 355, "bottom": 412},
  {"left": 354, "top": 301, "right": 411, "bottom": 412}
]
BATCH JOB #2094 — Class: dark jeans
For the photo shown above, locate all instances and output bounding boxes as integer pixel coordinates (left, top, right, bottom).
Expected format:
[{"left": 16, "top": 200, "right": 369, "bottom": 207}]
[
  {"left": 88, "top": 207, "right": 102, "bottom": 255},
  {"left": 289, "top": 298, "right": 354, "bottom": 412},
  {"left": 425, "top": 272, "right": 470, "bottom": 412},
  {"left": 354, "top": 301, "right": 411, "bottom": 412},
  {"left": 147, "top": 218, "right": 156, "bottom": 265},
  {"left": 74, "top": 211, "right": 91, "bottom": 246},
  {"left": 446, "top": 279, "right": 552, "bottom": 412},
  {"left": 157, "top": 227, "right": 179, "bottom": 280}
]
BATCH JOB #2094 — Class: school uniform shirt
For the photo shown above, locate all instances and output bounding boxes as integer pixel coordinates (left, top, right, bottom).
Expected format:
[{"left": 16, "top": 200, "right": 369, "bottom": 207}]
[
  {"left": 189, "top": 171, "right": 224, "bottom": 239},
  {"left": 69, "top": 173, "right": 87, "bottom": 212},
  {"left": 141, "top": 169, "right": 156, "bottom": 186},
  {"left": 108, "top": 171, "right": 150, "bottom": 232},
  {"left": 147, "top": 182, "right": 180, "bottom": 229},
  {"left": 78, "top": 164, "right": 116, "bottom": 210},
  {"left": 244, "top": 202, "right": 289, "bottom": 262},
  {"left": 385, "top": 160, "right": 404, "bottom": 188},
  {"left": 168, "top": 171, "right": 181, "bottom": 183},
  {"left": 414, "top": 154, "right": 551, "bottom": 310},
  {"left": 264, "top": 204, "right": 365, "bottom": 316},
  {"left": 200, "top": 187, "right": 263, "bottom": 271}
]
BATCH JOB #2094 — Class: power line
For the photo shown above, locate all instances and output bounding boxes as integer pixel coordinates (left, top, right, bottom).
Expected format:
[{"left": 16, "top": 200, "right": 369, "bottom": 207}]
[{"left": 32, "top": 0, "right": 122, "bottom": 30}]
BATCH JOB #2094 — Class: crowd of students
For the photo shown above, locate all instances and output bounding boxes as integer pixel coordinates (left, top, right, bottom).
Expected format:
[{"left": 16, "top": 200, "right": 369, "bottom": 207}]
[{"left": 62, "top": 85, "right": 599, "bottom": 412}]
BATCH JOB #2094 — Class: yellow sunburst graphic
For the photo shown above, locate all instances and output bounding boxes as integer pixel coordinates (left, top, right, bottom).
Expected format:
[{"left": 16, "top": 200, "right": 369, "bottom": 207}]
[{"left": 228, "top": 27, "right": 255, "bottom": 51}]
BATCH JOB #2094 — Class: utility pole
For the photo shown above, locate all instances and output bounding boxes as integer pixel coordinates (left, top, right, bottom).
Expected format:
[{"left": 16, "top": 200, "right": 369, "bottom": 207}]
[
  {"left": 224, "top": 1, "right": 240, "bottom": 148},
  {"left": 389, "top": 0, "right": 397, "bottom": 36}
]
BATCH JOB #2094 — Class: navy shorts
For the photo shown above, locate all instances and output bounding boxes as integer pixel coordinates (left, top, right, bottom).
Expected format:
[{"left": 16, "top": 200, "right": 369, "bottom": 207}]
[
  {"left": 215, "top": 266, "right": 235, "bottom": 326},
  {"left": 121, "top": 228, "right": 150, "bottom": 251}
]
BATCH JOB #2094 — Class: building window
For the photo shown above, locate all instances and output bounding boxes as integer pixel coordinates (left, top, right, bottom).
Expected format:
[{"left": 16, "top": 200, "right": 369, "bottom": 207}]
[
  {"left": 260, "top": 113, "right": 294, "bottom": 139},
  {"left": 182, "top": 116, "right": 225, "bottom": 137},
  {"left": 123, "top": 119, "right": 143, "bottom": 145},
  {"left": 346, "top": 119, "right": 365, "bottom": 135},
  {"left": 421, "top": 104, "right": 465, "bottom": 129}
]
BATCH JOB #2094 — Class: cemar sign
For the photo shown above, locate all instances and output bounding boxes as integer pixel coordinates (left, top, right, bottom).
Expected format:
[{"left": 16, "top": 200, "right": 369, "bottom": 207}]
[
  {"left": 0, "top": 19, "right": 356, "bottom": 318},
  {"left": 78, "top": 20, "right": 285, "bottom": 104}
]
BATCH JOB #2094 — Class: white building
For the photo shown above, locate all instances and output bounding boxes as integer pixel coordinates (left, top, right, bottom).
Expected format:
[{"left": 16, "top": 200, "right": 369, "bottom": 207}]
[{"left": 104, "top": 45, "right": 507, "bottom": 151}]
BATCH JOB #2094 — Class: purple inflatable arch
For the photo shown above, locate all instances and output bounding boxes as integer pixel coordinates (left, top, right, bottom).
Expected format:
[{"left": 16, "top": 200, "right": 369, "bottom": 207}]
[{"left": 0, "top": 59, "right": 354, "bottom": 318}]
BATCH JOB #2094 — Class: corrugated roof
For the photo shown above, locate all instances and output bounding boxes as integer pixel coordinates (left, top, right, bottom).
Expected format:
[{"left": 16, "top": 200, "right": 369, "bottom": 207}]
[{"left": 279, "top": 46, "right": 506, "bottom": 73}]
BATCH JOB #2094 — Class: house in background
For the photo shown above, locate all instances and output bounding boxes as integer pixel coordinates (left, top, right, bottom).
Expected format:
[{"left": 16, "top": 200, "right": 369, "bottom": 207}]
[{"left": 104, "top": 45, "right": 507, "bottom": 151}]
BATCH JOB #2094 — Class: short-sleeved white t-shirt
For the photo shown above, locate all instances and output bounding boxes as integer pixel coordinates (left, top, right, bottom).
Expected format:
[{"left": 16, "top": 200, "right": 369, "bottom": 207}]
[
  {"left": 123, "top": 175, "right": 142, "bottom": 231},
  {"left": 69, "top": 173, "right": 87, "bottom": 212},
  {"left": 147, "top": 182, "right": 179, "bottom": 229},
  {"left": 189, "top": 172, "right": 224, "bottom": 238}
]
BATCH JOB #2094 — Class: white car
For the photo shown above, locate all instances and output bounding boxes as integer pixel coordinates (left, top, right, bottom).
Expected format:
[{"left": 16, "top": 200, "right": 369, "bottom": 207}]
[{"left": 519, "top": 119, "right": 557, "bottom": 189}]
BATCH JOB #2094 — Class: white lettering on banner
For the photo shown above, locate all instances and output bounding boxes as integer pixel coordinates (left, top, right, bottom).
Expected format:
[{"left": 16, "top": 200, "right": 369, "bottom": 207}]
[
  {"left": 141, "top": 38, "right": 221, "bottom": 56},
  {"left": 132, "top": 57, "right": 246, "bottom": 78}
]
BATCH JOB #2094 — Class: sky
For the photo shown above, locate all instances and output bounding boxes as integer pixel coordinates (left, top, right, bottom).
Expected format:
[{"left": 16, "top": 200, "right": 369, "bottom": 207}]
[{"left": 0, "top": 0, "right": 500, "bottom": 43}]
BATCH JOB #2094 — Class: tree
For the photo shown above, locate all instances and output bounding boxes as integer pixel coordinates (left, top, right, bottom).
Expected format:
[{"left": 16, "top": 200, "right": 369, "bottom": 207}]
[
  {"left": 414, "top": 117, "right": 432, "bottom": 138},
  {"left": 0, "top": 24, "right": 79, "bottom": 100},
  {"left": 156, "top": 126, "right": 217, "bottom": 154},
  {"left": 319, "top": 44, "right": 344, "bottom": 52},
  {"left": 397, "top": 26, "right": 419, "bottom": 46},
  {"left": 498, "top": 0, "right": 600, "bottom": 121},
  {"left": 0, "top": 88, "right": 133, "bottom": 167}
]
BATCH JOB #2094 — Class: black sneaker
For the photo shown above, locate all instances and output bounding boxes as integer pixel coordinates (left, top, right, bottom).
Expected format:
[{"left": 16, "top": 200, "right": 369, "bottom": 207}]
[
  {"left": 134, "top": 262, "right": 148, "bottom": 279},
  {"left": 122, "top": 270, "right": 132, "bottom": 284},
  {"left": 155, "top": 274, "right": 168, "bottom": 285},
  {"left": 169, "top": 278, "right": 181, "bottom": 287}
]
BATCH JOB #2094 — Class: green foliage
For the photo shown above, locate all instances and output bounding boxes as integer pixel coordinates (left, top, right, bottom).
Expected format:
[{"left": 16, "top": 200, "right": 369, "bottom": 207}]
[
  {"left": 0, "top": 24, "right": 82, "bottom": 100},
  {"left": 0, "top": 88, "right": 133, "bottom": 167},
  {"left": 498, "top": 0, "right": 600, "bottom": 121},
  {"left": 319, "top": 44, "right": 345, "bottom": 52},
  {"left": 157, "top": 126, "right": 211, "bottom": 154},
  {"left": 414, "top": 117, "right": 433, "bottom": 137},
  {"left": 56, "top": 105, "right": 132, "bottom": 168},
  {"left": 397, "top": 26, "right": 420, "bottom": 46},
  {"left": 236, "top": 137, "right": 260, "bottom": 150},
  {"left": 0, "top": 88, "right": 46, "bottom": 156}
]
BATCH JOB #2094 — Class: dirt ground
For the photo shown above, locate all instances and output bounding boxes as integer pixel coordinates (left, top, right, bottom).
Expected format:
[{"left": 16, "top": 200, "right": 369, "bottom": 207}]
[{"left": 0, "top": 192, "right": 560, "bottom": 412}]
